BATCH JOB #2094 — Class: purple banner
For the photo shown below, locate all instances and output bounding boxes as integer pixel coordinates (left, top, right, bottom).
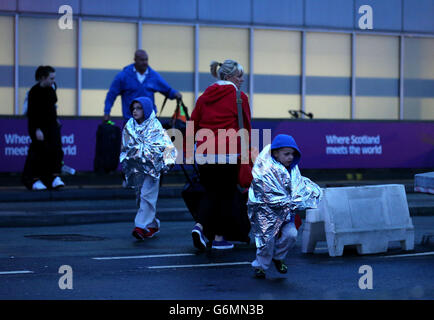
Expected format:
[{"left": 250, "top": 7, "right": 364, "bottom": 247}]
[
  {"left": 254, "top": 120, "right": 434, "bottom": 169},
  {"left": 0, "top": 117, "right": 124, "bottom": 173},
  {"left": 0, "top": 117, "right": 433, "bottom": 172}
]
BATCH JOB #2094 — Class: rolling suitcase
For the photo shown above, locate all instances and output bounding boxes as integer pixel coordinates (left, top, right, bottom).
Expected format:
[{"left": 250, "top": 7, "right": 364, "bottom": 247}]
[
  {"left": 180, "top": 164, "right": 251, "bottom": 244},
  {"left": 180, "top": 164, "right": 205, "bottom": 222},
  {"left": 94, "top": 121, "right": 122, "bottom": 173}
]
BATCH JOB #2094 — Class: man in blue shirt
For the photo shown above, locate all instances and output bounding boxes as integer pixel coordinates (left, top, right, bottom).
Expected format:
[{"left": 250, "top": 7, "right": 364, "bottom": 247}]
[{"left": 103, "top": 49, "right": 182, "bottom": 121}]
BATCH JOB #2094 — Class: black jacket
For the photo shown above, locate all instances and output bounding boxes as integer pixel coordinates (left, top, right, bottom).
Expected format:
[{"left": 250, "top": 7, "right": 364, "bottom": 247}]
[{"left": 27, "top": 83, "right": 58, "bottom": 142}]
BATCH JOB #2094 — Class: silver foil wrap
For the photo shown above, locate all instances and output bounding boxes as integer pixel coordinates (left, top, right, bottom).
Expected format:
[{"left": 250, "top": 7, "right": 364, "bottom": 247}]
[
  {"left": 248, "top": 144, "right": 323, "bottom": 248},
  {"left": 120, "top": 112, "right": 177, "bottom": 187}
]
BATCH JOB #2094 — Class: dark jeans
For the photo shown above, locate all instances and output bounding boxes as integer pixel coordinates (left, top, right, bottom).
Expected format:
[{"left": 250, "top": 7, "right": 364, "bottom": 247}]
[{"left": 196, "top": 164, "right": 239, "bottom": 240}]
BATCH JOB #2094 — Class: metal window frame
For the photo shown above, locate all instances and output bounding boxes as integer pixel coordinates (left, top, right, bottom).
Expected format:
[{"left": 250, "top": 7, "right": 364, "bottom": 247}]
[
  {"left": 194, "top": 23, "right": 199, "bottom": 104},
  {"left": 351, "top": 32, "right": 356, "bottom": 119},
  {"left": 14, "top": 13, "right": 19, "bottom": 115},
  {"left": 77, "top": 17, "right": 82, "bottom": 116},
  {"left": 137, "top": 20, "right": 143, "bottom": 49},
  {"left": 249, "top": 27, "right": 254, "bottom": 116},
  {"left": 399, "top": 35, "right": 405, "bottom": 120},
  {"left": 301, "top": 30, "right": 306, "bottom": 117}
]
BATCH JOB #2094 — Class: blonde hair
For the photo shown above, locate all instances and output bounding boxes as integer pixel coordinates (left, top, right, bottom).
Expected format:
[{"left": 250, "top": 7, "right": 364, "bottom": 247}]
[{"left": 210, "top": 60, "right": 244, "bottom": 80}]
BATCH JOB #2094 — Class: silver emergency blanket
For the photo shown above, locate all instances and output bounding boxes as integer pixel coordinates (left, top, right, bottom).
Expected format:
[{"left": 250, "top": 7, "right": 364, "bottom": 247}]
[
  {"left": 120, "top": 111, "right": 177, "bottom": 187},
  {"left": 248, "top": 144, "right": 323, "bottom": 248}
]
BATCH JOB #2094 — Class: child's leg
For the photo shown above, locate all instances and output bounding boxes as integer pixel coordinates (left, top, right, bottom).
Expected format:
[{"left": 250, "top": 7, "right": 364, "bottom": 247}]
[
  {"left": 134, "top": 175, "right": 161, "bottom": 231},
  {"left": 251, "top": 239, "right": 275, "bottom": 271},
  {"left": 273, "top": 221, "right": 298, "bottom": 261}
]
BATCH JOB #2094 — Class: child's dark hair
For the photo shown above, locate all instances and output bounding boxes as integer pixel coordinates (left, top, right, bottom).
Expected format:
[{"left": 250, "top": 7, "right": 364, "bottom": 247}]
[{"left": 35, "top": 65, "right": 56, "bottom": 81}]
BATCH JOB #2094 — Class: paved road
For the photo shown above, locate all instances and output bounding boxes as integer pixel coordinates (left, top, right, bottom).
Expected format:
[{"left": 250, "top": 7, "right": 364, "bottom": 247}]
[{"left": 0, "top": 217, "right": 433, "bottom": 300}]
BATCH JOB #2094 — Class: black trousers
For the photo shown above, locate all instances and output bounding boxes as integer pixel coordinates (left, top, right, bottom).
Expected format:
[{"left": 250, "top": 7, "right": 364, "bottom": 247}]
[
  {"left": 22, "top": 127, "right": 63, "bottom": 189},
  {"left": 197, "top": 164, "right": 250, "bottom": 243}
]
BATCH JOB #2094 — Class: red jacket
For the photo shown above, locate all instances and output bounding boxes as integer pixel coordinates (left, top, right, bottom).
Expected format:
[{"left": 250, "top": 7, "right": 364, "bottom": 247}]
[{"left": 191, "top": 82, "right": 252, "bottom": 158}]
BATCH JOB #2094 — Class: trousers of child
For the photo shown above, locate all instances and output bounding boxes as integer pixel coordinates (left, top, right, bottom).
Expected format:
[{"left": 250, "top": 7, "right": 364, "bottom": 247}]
[
  {"left": 251, "top": 219, "right": 298, "bottom": 270},
  {"left": 135, "top": 174, "right": 160, "bottom": 231}
]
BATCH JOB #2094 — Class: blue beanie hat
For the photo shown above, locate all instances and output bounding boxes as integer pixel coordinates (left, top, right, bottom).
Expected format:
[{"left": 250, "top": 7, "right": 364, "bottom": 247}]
[
  {"left": 271, "top": 134, "right": 301, "bottom": 168},
  {"left": 130, "top": 96, "right": 153, "bottom": 120}
]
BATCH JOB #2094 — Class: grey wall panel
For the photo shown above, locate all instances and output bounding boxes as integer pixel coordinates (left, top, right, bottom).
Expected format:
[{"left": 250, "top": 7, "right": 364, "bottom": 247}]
[
  {"left": 306, "top": 76, "right": 351, "bottom": 95},
  {"left": 82, "top": 69, "right": 118, "bottom": 90},
  {"left": 356, "top": 78, "right": 399, "bottom": 97},
  {"left": 305, "top": 0, "right": 354, "bottom": 29},
  {"left": 141, "top": 0, "right": 196, "bottom": 20},
  {"left": 405, "top": 79, "right": 434, "bottom": 98},
  {"left": 18, "top": 0, "right": 79, "bottom": 14},
  {"left": 355, "top": 0, "right": 402, "bottom": 31},
  {"left": 254, "top": 75, "right": 301, "bottom": 94},
  {"left": 252, "top": 0, "right": 303, "bottom": 26},
  {"left": 199, "top": 73, "right": 250, "bottom": 92},
  {"left": 198, "top": 0, "right": 251, "bottom": 23},
  {"left": 81, "top": 0, "right": 140, "bottom": 18},
  {"left": 19, "top": 66, "right": 76, "bottom": 89},
  {"left": 0, "top": 66, "right": 14, "bottom": 87},
  {"left": 403, "top": 0, "right": 434, "bottom": 33},
  {"left": 0, "top": 0, "right": 17, "bottom": 11}
]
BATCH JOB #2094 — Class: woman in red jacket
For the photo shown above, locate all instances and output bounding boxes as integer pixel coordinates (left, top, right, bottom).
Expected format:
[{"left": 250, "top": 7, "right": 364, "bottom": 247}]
[{"left": 190, "top": 59, "right": 252, "bottom": 250}]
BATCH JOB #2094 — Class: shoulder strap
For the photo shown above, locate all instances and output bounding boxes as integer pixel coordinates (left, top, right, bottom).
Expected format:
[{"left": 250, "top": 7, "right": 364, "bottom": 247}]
[
  {"left": 236, "top": 90, "right": 244, "bottom": 130},
  {"left": 160, "top": 97, "right": 190, "bottom": 120},
  {"left": 159, "top": 96, "right": 169, "bottom": 116},
  {"left": 179, "top": 99, "right": 190, "bottom": 120}
]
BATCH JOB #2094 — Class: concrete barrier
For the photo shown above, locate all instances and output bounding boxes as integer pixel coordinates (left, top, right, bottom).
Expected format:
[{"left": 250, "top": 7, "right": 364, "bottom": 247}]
[
  {"left": 302, "top": 184, "right": 414, "bottom": 257},
  {"left": 415, "top": 172, "right": 434, "bottom": 195}
]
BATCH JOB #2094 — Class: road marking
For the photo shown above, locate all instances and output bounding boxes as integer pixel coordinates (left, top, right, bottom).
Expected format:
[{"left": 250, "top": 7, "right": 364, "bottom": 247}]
[
  {"left": 383, "top": 251, "right": 434, "bottom": 258},
  {"left": 54, "top": 208, "right": 187, "bottom": 215},
  {"left": 92, "top": 253, "right": 195, "bottom": 260},
  {"left": 148, "top": 261, "right": 251, "bottom": 269},
  {"left": 0, "top": 270, "right": 34, "bottom": 275}
]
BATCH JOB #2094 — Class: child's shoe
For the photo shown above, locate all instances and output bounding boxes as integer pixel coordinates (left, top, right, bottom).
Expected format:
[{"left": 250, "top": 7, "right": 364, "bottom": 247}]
[
  {"left": 144, "top": 227, "right": 160, "bottom": 238},
  {"left": 32, "top": 180, "right": 47, "bottom": 191},
  {"left": 132, "top": 227, "right": 160, "bottom": 240},
  {"left": 132, "top": 227, "right": 146, "bottom": 240},
  {"left": 254, "top": 268, "right": 266, "bottom": 279},
  {"left": 192, "top": 225, "right": 206, "bottom": 250},
  {"left": 272, "top": 259, "right": 288, "bottom": 274},
  {"left": 211, "top": 239, "right": 234, "bottom": 250}
]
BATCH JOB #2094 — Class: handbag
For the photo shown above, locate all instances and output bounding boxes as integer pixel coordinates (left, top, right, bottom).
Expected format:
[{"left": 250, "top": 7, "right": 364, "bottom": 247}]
[
  {"left": 159, "top": 97, "right": 190, "bottom": 134},
  {"left": 236, "top": 90, "right": 253, "bottom": 188}
]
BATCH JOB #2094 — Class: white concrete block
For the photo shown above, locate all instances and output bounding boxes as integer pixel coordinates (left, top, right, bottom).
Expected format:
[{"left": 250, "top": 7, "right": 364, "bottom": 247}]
[
  {"left": 302, "top": 184, "right": 414, "bottom": 257},
  {"left": 301, "top": 220, "right": 325, "bottom": 253},
  {"left": 415, "top": 172, "right": 434, "bottom": 195}
]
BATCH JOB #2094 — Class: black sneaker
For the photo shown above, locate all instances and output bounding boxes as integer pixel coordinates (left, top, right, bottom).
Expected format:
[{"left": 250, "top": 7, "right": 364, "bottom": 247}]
[
  {"left": 254, "top": 268, "right": 266, "bottom": 279},
  {"left": 272, "top": 259, "right": 288, "bottom": 274},
  {"left": 192, "top": 226, "right": 206, "bottom": 250},
  {"left": 211, "top": 239, "right": 234, "bottom": 250}
]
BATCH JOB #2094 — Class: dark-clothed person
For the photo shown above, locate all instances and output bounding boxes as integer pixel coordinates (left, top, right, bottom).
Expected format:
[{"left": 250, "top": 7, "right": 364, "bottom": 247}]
[{"left": 22, "top": 66, "right": 64, "bottom": 190}]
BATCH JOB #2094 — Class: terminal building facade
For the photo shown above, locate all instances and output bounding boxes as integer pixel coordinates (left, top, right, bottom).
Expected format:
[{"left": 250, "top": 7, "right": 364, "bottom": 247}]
[{"left": 0, "top": 0, "right": 433, "bottom": 120}]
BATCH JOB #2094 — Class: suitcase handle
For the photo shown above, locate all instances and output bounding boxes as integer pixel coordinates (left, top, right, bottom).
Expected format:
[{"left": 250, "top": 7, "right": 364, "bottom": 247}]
[{"left": 180, "top": 163, "right": 200, "bottom": 184}]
